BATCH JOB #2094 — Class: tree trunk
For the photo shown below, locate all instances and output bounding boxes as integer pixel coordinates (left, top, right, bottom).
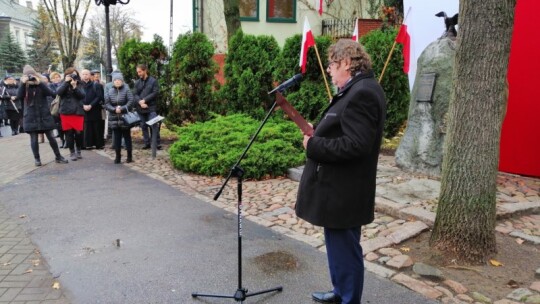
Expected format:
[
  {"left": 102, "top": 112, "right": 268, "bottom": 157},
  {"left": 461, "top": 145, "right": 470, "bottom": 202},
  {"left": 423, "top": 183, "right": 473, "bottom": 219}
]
[
  {"left": 429, "top": 0, "right": 515, "bottom": 263},
  {"left": 223, "top": 0, "right": 241, "bottom": 41}
]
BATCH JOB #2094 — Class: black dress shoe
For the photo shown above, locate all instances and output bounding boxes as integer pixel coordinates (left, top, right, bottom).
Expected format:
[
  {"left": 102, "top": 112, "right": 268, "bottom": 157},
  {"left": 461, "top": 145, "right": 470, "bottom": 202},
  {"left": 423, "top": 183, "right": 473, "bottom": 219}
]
[
  {"left": 312, "top": 291, "right": 341, "bottom": 303},
  {"left": 55, "top": 157, "right": 68, "bottom": 164},
  {"left": 142, "top": 144, "right": 151, "bottom": 150}
]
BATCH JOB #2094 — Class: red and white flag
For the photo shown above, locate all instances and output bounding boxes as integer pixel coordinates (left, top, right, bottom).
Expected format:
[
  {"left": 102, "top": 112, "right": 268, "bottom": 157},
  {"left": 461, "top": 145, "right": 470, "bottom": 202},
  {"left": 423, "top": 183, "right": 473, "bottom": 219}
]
[
  {"left": 395, "top": 6, "right": 415, "bottom": 90},
  {"left": 299, "top": 16, "right": 316, "bottom": 73},
  {"left": 315, "top": 0, "right": 323, "bottom": 16},
  {"left": 351, "top": 18, "right": 359, "bottom": 42},
  {"left": 395, "top": 23, "right": 411, "bottom": 74}
]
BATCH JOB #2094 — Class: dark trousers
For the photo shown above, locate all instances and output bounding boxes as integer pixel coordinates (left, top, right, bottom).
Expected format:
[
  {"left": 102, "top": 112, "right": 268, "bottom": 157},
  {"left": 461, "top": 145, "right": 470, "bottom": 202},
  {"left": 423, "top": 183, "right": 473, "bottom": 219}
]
[
  {"left": 29, "top": 130, "right": 61, "bottom": 159},
  {"left": 140, "top": 112, "right": 160, "bottom": 146},
  {"left": 112, "top": 128, "right": 132, "bottom": 151},
  {"left": 65, "top": 129, "right": 83, "bottom": 153},
  {"left": 6, "top": 110, "right": 20, "bottom": 134},
  {"left": 324, "top": 227, "right": 364, "bottom": 304}
]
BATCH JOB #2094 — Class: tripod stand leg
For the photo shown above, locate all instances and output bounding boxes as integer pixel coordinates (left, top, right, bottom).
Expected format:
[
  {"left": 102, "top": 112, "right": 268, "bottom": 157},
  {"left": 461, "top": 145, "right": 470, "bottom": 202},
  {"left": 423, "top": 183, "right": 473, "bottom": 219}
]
[{"left": 245, "top": 286, "right": 283, "bottom": 298}]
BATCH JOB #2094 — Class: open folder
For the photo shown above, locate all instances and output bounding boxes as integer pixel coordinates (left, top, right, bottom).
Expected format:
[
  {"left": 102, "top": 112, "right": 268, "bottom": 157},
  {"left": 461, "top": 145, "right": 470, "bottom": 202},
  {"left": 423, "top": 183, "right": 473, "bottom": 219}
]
[{"left": 275, "top": 92, "right": 314, "bottom": 136}]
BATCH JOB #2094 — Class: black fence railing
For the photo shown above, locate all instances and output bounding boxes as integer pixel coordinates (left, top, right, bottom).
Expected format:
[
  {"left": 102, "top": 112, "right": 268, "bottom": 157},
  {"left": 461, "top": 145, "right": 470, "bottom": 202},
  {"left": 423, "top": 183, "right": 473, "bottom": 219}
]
[{"left": 322, "top": 18, "right": 356, "bottom": 40}]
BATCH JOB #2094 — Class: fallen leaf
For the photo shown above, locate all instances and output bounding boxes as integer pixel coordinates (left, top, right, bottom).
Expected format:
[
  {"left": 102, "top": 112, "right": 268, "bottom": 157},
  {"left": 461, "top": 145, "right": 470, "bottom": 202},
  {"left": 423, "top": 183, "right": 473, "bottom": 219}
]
[
  {"left": 52, "top": 282, "right": 60, "bottom": 289},
  {"left": 24, "top": 269, "right": 33, "bottom": 274},
  {"left": 19, "top": 214, "right": 27, "bottom": 218},
  {"left": 516, "top": 238, "right": 524, "bottom": 245},
  {"left": 400, "top": 247, "right": 410, "bottom": 252},
  {"left": 2, "top": 263, "right": 11, "bottom": 266},
  {"left": 31, "top": 259, "right": 40, "bottom": 266},
  {"left": 489, "top": 259, "right": 504, "bottom": 267}
]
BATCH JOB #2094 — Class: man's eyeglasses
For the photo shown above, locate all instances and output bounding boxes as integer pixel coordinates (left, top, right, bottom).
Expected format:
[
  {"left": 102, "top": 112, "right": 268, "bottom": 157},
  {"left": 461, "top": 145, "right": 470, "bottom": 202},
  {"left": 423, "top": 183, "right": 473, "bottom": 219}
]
[{"left": 327, "top": 60, "right": 340, "bottom": 69}]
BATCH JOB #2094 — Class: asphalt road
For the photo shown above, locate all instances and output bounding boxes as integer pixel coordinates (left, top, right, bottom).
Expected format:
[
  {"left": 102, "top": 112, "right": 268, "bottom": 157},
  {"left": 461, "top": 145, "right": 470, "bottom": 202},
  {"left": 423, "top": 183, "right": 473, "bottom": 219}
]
[{"left": 0, "top": 151, "right": 438, "bottom": 304}]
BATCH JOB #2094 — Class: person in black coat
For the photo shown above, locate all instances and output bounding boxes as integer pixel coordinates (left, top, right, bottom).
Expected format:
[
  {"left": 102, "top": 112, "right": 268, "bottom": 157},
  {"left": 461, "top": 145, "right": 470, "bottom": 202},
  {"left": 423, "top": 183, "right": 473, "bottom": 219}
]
[
  {"left": 295, "top": 39, "right": 387, "bottom": 304},
  {"left": 16, "top": 65, "right": 68, "bottom": 166},
  {"left": 57, "top": 67, "right": 85, "bottom": 161},
  {"left": 104, "top": 73, "right": 134, "bottom": 164},
  {"left": 0, "top": 75, "right": 22, "bottom": 136},
  {"left": 133, "top": 64, "right": 161, "bottom": 149},
  {"left": 80, "top": 69, "right": 105, "bottom": 149},
  {"left": 49, "top": 72, "right": 65, "bottom": 147}
]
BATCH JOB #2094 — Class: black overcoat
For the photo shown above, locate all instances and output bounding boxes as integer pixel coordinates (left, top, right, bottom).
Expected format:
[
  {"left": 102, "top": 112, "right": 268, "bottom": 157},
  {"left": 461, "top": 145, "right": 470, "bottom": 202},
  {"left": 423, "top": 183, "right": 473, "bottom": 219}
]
[
  {"left": 16, "top": 80, "right": 56, "bottom": 132},
  {"left": 81, "top": 80, "right": 104, "bottom": 122},
  {"left": 295, "top": 71, "right": 387, "bottom": 229}
]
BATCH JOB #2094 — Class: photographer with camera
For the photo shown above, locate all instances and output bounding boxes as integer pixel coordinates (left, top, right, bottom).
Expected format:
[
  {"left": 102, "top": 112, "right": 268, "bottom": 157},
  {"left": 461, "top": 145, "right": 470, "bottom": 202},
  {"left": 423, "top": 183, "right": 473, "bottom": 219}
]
[
  {"left": 0, "top": 75, "right": 21, "bottom": 136},
  {"left": 56, "top": 68, "right": 86, "bottom": 161},
  {"left": 16, "top": 65, "right": 68, "bottom": 166}
]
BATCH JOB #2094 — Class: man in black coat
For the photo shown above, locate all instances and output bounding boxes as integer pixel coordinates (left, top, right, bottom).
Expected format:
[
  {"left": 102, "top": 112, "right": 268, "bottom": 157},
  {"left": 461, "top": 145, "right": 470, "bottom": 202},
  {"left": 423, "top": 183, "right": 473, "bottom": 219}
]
[
  {"left": 81, "top": 69, "right": 105, "bottom": 149},
  {"left": 133, "top": 64, "right": 161, "bottom": 149},
  {"left": 295, "top": 39, "right": 387, "bottom": 304}
]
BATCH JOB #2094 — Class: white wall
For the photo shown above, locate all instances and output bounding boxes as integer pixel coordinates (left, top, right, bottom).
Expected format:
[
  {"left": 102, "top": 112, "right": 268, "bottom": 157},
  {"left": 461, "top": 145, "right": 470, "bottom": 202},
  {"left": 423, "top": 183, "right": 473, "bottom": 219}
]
[{"left": 200, "top": 0, "right": 369, "bottom": 53}]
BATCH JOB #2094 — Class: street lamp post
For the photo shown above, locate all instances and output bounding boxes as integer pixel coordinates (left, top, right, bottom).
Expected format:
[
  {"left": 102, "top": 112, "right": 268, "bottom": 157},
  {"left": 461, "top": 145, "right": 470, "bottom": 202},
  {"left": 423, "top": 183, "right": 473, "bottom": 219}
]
[{"left": 94, "top": 0, "right": 130, "bottom": 83}]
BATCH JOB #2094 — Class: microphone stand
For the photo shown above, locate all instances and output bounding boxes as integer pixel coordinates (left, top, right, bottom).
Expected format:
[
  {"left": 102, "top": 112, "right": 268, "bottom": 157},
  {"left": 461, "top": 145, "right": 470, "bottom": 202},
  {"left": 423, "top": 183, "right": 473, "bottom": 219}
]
[{"left": 191, "top": 92, "right": 284, "bottom": 302}]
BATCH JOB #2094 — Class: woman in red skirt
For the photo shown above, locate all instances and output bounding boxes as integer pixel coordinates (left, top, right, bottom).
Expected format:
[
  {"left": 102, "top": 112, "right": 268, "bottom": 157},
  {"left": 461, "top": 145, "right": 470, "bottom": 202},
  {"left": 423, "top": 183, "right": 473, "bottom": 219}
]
[{"left": 57, "top": 68, "right": 85, "bottom": 161}]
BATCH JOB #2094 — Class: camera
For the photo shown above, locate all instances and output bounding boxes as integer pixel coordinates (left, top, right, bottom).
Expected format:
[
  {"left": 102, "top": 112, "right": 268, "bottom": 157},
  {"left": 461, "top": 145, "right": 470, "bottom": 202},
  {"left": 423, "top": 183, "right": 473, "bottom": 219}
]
[
  {"left": 27, "top": 75, "right": 36, "bottom": 81},
  {"left": 70, "top": 73, "right": 80, "bottom": 81}
]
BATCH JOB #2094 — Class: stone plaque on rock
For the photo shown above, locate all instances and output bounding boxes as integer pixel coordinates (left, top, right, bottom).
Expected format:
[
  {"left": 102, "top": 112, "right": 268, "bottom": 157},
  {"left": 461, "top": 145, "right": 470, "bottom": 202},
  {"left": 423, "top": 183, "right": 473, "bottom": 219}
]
[{"left": 416, "top": 73, "right": 437, "bottom": 102}]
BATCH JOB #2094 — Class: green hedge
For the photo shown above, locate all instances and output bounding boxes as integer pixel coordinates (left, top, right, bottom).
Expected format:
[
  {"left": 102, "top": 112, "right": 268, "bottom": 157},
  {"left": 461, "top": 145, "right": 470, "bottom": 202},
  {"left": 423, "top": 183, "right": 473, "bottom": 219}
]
[
  {"left": 361, "top": 28, "right": 410, "bottom": 137},
  {"left": 168, "top": 32, "right": 219, "bottom": 124},
  {"left": 218, "top": 30, "right": 280, "bottom": 119},
  {"left": 169, "top": 114, "right": 305, "bottom": 180}
]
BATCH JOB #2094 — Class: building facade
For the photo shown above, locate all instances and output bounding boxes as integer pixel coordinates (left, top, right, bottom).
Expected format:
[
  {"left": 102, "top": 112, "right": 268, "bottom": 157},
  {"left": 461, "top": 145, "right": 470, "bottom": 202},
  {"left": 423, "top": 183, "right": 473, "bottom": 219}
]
[
  {"left": 0, "top": 0, "right": 36, "bottom": 52},
  {"left": 192, "top": 0, "right": 372, "bottom": 53}
]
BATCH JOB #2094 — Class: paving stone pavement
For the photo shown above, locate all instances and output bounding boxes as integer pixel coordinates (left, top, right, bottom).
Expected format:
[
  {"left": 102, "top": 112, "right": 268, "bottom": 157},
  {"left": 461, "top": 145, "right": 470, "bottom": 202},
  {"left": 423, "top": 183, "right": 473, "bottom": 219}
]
[
  {"left": 0, "top": 129, "right": 70, "bottom": 303},
  {"left": 96, "top": 139, "right": 539, "bottom": 303},
  {"left": 1, "top": 129, "right": 539, "bottom": 303}
]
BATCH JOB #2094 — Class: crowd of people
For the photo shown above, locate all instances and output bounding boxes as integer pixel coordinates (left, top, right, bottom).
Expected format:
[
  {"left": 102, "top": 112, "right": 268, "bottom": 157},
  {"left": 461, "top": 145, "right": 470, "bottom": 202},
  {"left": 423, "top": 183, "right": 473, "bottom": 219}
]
[{"left": 0, "top": 63, "right": 162, "bottom": 166}]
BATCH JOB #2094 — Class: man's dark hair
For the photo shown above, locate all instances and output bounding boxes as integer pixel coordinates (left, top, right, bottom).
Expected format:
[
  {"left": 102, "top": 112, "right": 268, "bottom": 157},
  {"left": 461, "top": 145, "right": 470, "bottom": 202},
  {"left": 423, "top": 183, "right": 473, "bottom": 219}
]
[{"left": 136, "top": 64, "right": 148, "bottom": 71}]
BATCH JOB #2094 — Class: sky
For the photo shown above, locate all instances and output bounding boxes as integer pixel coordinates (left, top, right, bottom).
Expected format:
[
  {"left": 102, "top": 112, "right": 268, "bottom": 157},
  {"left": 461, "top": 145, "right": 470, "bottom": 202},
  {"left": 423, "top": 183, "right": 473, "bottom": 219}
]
[
  {"left": 118, "top": 0, "right": 193, "bottom": 44},
  {"left": 29, "top": 0, "right": 193, "bottom": 47}
]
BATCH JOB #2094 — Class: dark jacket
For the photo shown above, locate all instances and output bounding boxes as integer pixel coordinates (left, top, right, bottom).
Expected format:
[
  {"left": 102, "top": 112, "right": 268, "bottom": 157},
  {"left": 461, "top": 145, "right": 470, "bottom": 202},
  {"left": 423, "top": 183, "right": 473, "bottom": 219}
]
[
  {"left": 57, "top": 80, "right": 85, "bottom": 116},
  {"left": 1, "top": 82, "right": 22, "bottom": 111},
  {"left": 16, "top": 79, "right": 57, "bottom": 132},
  {"left": 81, "top": 80, "right": 104, "bottom": 121},
  {"left": 105, "top": 84, "right": 134, "bottom": 129},
  {"left": 133, "top": 75, "right": 158, "bottom": 114},
  {"left": 295, "top": 71, "right": 387, "bottom": 229}
]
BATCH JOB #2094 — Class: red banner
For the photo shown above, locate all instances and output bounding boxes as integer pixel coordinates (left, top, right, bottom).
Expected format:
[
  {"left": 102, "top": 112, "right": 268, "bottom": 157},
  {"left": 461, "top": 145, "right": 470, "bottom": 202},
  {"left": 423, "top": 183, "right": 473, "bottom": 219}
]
[{"left": 499, "top": 0, "right": 540, "bottom": 177}]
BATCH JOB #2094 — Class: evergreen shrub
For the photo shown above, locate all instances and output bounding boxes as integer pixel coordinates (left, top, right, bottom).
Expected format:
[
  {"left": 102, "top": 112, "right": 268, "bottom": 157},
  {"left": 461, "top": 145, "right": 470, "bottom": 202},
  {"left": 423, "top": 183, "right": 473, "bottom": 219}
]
[
  {"left": 168, "top": 32, "right": 219, "bottom": 124},
  {"left": 218, "top": 31, "right": 280, "bottom": 119},
  {"left": 360, "top": 28, "right": 410, "bottom": 137},
  {"left": 168, "top": 114, "right": 305, "bottom": 180}
]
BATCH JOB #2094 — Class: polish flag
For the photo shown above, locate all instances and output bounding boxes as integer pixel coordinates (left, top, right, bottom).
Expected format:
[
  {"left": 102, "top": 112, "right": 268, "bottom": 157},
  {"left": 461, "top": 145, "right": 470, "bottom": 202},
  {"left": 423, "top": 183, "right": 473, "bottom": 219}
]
[
  {"left": 299, "top": 16, "right": 316, "bottom": 73},
  {"left": 395, "top": 22, "right": 411, "bottom": 74},
  {"left": 352, "top": 18, "right": 359, "bottom": 42},
  {"left": 315, "top": 0, "right": 323, "bottom": 16}
]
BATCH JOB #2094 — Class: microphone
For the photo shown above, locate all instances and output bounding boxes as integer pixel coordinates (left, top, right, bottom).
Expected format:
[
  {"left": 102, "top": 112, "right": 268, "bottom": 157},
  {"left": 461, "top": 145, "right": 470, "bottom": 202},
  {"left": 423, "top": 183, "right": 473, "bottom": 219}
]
[{"left": 268, "top": 74, "right": 303, "bottom": 94}]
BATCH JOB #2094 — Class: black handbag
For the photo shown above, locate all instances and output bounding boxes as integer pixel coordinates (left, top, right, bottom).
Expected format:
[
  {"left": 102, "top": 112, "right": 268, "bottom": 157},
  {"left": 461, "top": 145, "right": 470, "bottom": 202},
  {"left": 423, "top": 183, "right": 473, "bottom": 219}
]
[{"left": 122, "top": 110, "right": 141, "bottom": 127}]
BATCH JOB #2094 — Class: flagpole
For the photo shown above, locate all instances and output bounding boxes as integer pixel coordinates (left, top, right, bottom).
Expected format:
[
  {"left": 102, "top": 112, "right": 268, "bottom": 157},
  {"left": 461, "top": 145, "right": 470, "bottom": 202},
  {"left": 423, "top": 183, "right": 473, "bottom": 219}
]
[
  {"left": 378, "top": 7, "right": 412, "bottom": 83},
  {"left": 313, "top": 44, "right": 333, "bottom": 100},
  {"left": 378, "top": 41, "right": 398, "bottom": 83}
]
